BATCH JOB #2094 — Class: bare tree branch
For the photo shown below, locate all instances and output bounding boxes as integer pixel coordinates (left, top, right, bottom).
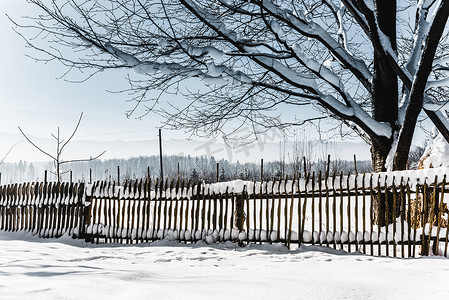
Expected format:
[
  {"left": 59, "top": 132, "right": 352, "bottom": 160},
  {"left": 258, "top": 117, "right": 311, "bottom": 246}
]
[
  {"left": 0, "top": 141, "right": 23, "bottom": 165},
  {"left": 18, "top": 126, "right": 57, "bottom": 161},
  {"left": 18, "top": 112, "right": 106, "bottom": 182},
  {"left": 60, "top": 150, "right": 106, "bottom": 165}
]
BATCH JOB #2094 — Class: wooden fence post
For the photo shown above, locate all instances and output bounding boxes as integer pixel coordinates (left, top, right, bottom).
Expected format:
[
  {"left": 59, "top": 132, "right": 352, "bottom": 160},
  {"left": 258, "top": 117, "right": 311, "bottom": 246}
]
[
  {"left": 235, "top": 191, "right": 246, "bottom": 245},
  {"left": 77, "top": 183, "right": 89, "bottom": 242}
]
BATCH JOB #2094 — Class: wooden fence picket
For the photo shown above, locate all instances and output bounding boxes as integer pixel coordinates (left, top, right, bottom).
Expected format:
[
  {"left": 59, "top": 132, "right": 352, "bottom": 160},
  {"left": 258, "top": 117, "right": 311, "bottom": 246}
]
[
  {"left": 346, "top": 173, "right": 351, "bottom": 253},
  {"left": 362, "top": 174, "right": 367, "bottom": 254},
  {"left": 311, "top": 173, "right": 315, "bottom": 245},
  {"left": 332, "top": 173, "right": 337, "bottom": 250},
  {"left": 399, "top": 179, "right": 405, "bottom": 258},
  {"left": 354, "top": 173, "right": 359, "bottom": 252},
  {"left": 436, "top": 178, "right": 444, "bottom": 255},
  {"left": 339, "top": 172, "right": 344, "bottom": 251},
  {"left": 318, "top": 172, "right": 323, "bottom": 246}
]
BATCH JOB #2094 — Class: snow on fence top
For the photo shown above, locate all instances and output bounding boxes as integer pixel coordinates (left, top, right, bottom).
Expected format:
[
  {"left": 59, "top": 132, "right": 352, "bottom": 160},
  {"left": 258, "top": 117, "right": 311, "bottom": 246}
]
[
  {"left": 85, "top": 167, "right": 449, "bottom": 200},
  {"left": 0, "top": 182, "right": 85, "bottom": 206}
]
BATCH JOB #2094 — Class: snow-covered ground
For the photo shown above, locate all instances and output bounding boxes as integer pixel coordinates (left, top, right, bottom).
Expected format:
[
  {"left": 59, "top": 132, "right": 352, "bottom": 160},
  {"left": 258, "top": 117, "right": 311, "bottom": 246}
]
[{"left": 1, "top": 232, "right": 449, "bottom": 299}]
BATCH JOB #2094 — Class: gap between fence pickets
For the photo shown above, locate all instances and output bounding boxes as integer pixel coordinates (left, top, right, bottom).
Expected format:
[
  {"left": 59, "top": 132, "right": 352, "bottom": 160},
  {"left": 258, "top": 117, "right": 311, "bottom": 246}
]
[{"left": 84, "top": 167, "right": 449, "bottom": 198}]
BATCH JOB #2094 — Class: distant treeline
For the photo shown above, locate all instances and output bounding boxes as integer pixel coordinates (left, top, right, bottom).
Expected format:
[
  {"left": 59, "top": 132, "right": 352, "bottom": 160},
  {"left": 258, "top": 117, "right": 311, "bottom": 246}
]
[{"left": 0, "top": 155, "right": 373, "bottom": 184}]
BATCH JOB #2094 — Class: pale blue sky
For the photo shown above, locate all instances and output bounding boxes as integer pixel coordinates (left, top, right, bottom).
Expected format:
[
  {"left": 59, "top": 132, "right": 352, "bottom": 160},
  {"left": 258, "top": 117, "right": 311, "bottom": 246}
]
[
  {"left": 0, "top": 0, "right": 173, "bottom": 142},
  {"left": 0, "top": 0, "right": 323, "bottom": 162}
]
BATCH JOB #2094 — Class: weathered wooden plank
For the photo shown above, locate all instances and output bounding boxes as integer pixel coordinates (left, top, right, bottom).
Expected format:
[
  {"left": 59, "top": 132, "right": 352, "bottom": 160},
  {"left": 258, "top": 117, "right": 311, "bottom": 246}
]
[
  {"left": 252, "top": 182, "right": 256, "bottom": 243},
  {"left": 412, "top": 184, "right": 419, "bottom": 258},
  {"left": 385, "top": 178, "right": 390, "bottom": 257},
  {"left": 435, "top": 177, "right": 445, "bottom": 256},
  {"left": 168, "top": 179, "right": 174, "bottom": 234},
  {"left": 199, "top": 184, "right": 205, "bottom": 239},
  {"left": 184, "top": 180, "right": 191, "bottom": 242},
  {"left": 362, "top": 174, "right": 366, "bottom": 254},
  {"left": 269, "top": 180, "right": 275, "bottom": 243},
  {"left": 153, "top": 179, "right": 159, "bottom": 242},
  {"left": 179, "top": 180, "right": 185, "bottom": 241},
  {"left": 136, "top": 180, "right": 142, "bottom": 242},
  {"left": 324, "top": 172, "right": 330, "bottom": 248},
  {"left": 192, "top": 182, "right": 199, "bottom": 242},
  {"left": 406, "top": 183, "right": 412, "bottom": 257},
  {"left": 300, "top": 173, "right": 310, "bottom": 248},
  {"left": 376, "top": 178, "right": 382, "bottom": 256},
  {"left": 265, "top": 180, "right": 270, "bottom": 242},
  {"left": 230, "top": 190, "right": 235, "bottom": 242},
  {"left": 276, "top": 179, "right": 282, "bottom": 242},
  {"left": 340, "top": 172, "right": 344, "bottom": 251},
  {"left": 283, "top": 176, "right": 288, "bottom": 244},
  {"left": 126, "top": 183, "right": 133, "bottom": 243},
  {"left": 318, "top": 172, "right": 323, "bottom": 246},
  {"left": 392, "top": 178, "right": 397, "bottom": 258},
  {"left": 162, "top": 179, "right": 168, "bottom": 240},
  {"left": 354, "top": 173, "right": 359, "bottom": 252},
  {"left": 332, "top": 173, "right": 337, "bottom": 250},
  {"left": 422, "top": 181, "right": 430, "bottom": 256},
  {"left": 287, "top": 175, "right": 295, "bottom": 249},
  {"left": 173, "top": 179, "right": 179, "bottom": 234},
  {"left": 129, "top": 180, "right": 137, "bottom": 243},
  {"left": 399, "top": 178, "right": 405, "bottom": 258},
  {"left": 223, "top": 186, "right": 229, "bottom": 242},
  {"left": 347, "top": 173, "right": 351, "bottom": 253},
  {"left": 311, "top": 172, "right": 316, "bottom": 245},
  {"left": 427, "top": 176, "right": 438, "bottom": 255},
  {"left": 208, "top": 186, "right": 212, "bottom": 232},
  {"left": 246, "top": 185, "right": 251, "bottom": 242}
]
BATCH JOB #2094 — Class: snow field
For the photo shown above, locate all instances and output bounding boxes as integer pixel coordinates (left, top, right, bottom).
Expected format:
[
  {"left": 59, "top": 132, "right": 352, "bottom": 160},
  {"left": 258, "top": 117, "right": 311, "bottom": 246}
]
[{"left": 2, "top": 231, "right": 449, "bottom": 300}]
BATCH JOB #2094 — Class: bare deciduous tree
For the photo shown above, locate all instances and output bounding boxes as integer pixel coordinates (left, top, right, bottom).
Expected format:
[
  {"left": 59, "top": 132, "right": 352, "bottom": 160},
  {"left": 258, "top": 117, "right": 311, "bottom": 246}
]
[
  {"left": 18, "top": 113, "right": 105, "bottom": 182},
  {"left": 12, "top": 0, "right": 449, "bottom": 173}
]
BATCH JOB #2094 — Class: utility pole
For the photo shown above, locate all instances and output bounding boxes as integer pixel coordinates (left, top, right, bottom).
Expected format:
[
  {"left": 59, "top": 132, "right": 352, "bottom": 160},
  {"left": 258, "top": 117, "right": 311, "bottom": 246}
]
[
  {"left": 159, "top": 129, "right": 164, "bottom": 180},
  {"left": 216, "top": 162, "right": 219, "bottom": 182}
]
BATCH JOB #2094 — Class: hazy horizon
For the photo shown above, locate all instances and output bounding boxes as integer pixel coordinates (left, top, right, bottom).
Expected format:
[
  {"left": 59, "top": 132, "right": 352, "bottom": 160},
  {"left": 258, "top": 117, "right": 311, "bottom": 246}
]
[{"left": 0, "top": 129, "right": 371, "bottom": 164}]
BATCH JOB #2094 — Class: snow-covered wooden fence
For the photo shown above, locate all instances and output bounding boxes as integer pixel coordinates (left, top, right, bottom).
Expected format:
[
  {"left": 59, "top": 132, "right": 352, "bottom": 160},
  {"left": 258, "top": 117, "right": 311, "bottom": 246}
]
[
  {"left": 0, "top": 182, "right": 87, "bottom": 238},
  {"left": 82, "top": 169, "right": 449, "bottom": 258},
  {"left": 1, "top": 168, "right": 449, "bottom": 258}
]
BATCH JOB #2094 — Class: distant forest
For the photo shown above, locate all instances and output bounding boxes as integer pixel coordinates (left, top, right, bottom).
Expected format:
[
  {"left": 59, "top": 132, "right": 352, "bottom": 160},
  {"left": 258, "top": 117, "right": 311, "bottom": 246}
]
[{"left": 0, "top": 154, "right": 373, "bottom": 184}]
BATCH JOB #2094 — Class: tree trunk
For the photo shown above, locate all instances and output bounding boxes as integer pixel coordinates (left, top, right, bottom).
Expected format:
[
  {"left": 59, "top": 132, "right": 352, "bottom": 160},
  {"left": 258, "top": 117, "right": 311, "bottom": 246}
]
[
  {"left": 371, "top": 144, "right": 402, "bottom": 227},
  {"left": 370, "top": 1, "right": 399, "bottom": 226},
  {"left": 371, "top": 138, "right": 401, "bottom": 226},
  {"left": 394, "top": 0, "right": 449, "bottom": 170},
  {"left": 372, "top": 1, "right": 398, "bottom": 127},
  {"left": 370, "top": 1, "right": 398, "bottom": 171},
  {"left": 370, "top": 138, "right": 390, "bottom": 173}
]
